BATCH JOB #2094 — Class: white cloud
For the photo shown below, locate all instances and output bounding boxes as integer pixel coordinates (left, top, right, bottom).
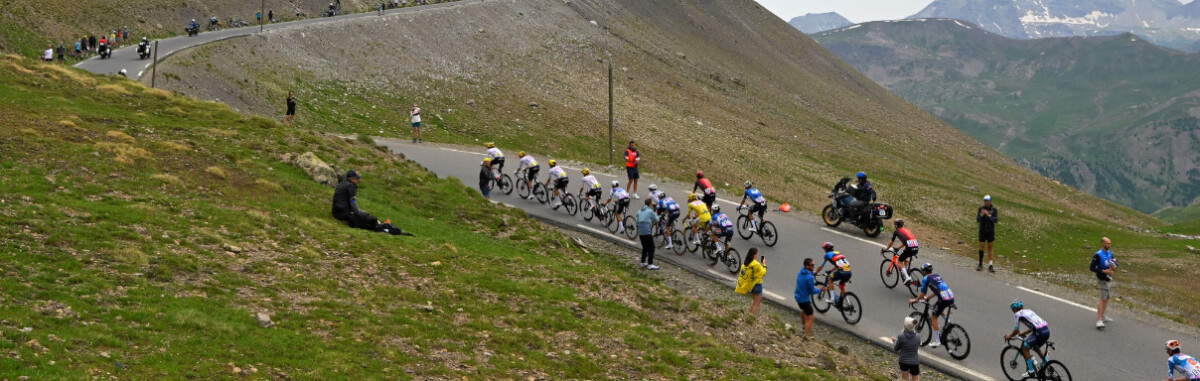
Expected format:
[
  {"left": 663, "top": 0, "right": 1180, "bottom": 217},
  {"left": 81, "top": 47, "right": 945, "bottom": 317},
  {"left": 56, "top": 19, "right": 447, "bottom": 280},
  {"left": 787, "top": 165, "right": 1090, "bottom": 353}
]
[{"left": 755, "top": 0, "right": 936, "bottom": 23}]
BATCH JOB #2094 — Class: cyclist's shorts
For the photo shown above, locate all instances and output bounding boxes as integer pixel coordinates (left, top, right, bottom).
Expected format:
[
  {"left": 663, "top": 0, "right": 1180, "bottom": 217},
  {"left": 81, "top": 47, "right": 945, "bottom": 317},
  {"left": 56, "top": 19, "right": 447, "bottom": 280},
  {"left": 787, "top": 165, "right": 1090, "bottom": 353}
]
[
  {"left": 526, "top": 166, "right": 539, "bottom": 181},
  {"left": 702, "top": 193, "right": 716, "bottom": 205},
  {"left": 697, "top": 214, "right": 712, "bottom": 227},
  {"left": 1024, "top": 327, "right": 1050, "bottom": 349},
  {"left": 716, "top": 229, "right": 733, "bottom": 240},
  {"left": 749, "top": 202, "right": 767, "bottom": 216},
  {"left": 554, "top": 178, "right": 569, "bottom": 190},
  {"left": 933, "top": 298, "right": 955, "bottom": 317},
  {"left": 899, "top": 247, "right": 919, "bottom": 263},
  {"left": 666, "top": 211, "right": 680, "bottom": 226},
  {"left": 831, "top": 270, "right": 852, "bottom": 284},
  {"left": 587, "top": 189, "right": 602, "bottom": 199},
  {"left": 615, "top": 199, "right": 630, "bottom": 214}
]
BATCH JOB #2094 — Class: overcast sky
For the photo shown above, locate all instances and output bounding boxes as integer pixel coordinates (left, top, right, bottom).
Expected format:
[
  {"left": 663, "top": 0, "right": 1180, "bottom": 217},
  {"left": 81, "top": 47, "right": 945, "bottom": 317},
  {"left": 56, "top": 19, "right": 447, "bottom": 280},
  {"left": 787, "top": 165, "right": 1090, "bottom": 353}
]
[{"left": 755, "top": 0, "right": 1194, "bottom": 24}]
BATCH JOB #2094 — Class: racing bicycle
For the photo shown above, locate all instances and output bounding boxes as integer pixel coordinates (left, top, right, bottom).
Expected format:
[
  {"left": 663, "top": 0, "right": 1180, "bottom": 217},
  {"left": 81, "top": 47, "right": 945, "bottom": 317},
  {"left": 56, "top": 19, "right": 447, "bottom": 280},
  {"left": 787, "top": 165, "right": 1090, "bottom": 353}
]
[
  {"left": 879, "top": 248, "right": 923, "bottom": 297},
  {"left": 515, "top": 168, "right": 548, "bottom": 203},
  {"left": 736, "top": 206, "right": 778, "bottom": 247},
  {"left": 811, "top": 271, "right": 862, "bottom": 324},
  {"left": 908, "top": 299, "right": 971, "bottom": 360},
  {"left": 1000, "top": 336, "right": 1071, "bottom": 381}
]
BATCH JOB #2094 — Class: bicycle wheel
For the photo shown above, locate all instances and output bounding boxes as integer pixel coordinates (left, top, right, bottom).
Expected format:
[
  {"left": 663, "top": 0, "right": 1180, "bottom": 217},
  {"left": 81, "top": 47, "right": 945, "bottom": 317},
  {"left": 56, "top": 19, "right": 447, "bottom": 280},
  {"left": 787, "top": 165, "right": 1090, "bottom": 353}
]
[
  {"left": 581, "top": 201, "right": 594, "bottom": 221},
  {"left": 759, "top": 221, "right": 778, "bottom": 247},
  {"left": 812, "top": 285, "right": 831, "bottom": 313},
  {"left": 736, "top": 215, "right": 753, "bottom": 240},
  {"left": 943, "top": 323, "right": 971, "bottom": 360},
  {"left": 999, "top": 345, "right": 1026, "bottom": 381},
  {"left": 533, "top": 184, "right": 548, "bottom": 204},
  {"left": 723, "top": 247, "right": 741, "bottom": 274},
  {"left": 685, "top": 229, "right": 700, "bottom": 253},
  {"left": 605, "top": 209, "right": 619, "bottom": 233},
  {"left": 622, "top": 215, "right": 636, "bottom": 239},
  {"left": 839, "top": 292, "right": 862, "bottom": 324},
  {"left": 908, "top": 311, "right": 932, "bottom": 346},
  {"left": 517, "top": 179, "right": 531, "bottom": 199},
  {"left": 706, "top": 247, "right": 720, "bottom": 266},
  {"left": 562, "top": 194, "right": 577, "bottom": 215},
  {"left": 670, "top": 230, "right": 685, "bottom": 255},
  {"left": 906, "top": 269, "right": 924, "bottom": 297},
  {"left": 880, "top": 259, "right": 899, "bottom": 289},
  {"left": 499, "top": 175, "right": 513, "bottom": 195},
  {"left": 1040, "top": 360, "right": 1072, "bottom": 381}
]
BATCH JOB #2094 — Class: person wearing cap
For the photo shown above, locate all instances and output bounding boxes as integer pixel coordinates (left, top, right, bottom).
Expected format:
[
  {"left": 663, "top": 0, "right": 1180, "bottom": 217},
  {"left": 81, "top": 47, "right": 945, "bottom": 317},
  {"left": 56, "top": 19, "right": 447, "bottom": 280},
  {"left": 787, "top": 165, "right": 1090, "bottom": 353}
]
[
  {"left": 332, "top": 170, "right": 380, "bottom": 230},
  {"left": 977, "top": 195, "right": 999, "bottom": 272},
  {"left": 478, "top": 158, "right": 494, "bottom": 199},
  {"left": 893, "top": 316, "right": 922, "bottom": 381}
]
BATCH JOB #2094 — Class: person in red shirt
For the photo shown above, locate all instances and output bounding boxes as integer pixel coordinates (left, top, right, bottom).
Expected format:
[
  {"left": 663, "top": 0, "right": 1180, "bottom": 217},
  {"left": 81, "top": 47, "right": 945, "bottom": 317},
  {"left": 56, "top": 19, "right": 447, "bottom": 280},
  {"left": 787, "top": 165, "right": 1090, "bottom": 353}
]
[
  {"left": 693, "top": 170, "right": 716, "bottom": 209},
  {"left": 623, "top": 140, "right": 640, "bottom": 198}
]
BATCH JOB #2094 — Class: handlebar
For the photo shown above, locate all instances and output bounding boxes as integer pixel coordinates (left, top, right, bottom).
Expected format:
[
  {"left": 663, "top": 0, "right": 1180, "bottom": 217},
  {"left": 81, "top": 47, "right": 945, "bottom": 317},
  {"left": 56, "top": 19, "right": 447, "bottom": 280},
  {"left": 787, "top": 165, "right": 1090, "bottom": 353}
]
[{"left": 880, "top": 247, "right": 896, "bottom": 258}]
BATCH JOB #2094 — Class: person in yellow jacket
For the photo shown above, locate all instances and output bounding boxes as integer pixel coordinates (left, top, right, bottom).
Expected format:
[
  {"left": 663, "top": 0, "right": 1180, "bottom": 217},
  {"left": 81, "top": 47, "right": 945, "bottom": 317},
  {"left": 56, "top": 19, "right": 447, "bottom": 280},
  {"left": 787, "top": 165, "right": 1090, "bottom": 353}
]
[{"left": 736, "top": 248, "right": 767, "bottom": 315}]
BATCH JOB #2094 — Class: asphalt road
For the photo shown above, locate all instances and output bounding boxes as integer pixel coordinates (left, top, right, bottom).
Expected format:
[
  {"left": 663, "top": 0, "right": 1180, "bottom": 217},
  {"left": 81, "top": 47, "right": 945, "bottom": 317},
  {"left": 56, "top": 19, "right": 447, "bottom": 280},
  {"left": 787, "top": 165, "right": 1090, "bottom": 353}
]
[
  {"left": 378, "top": 139, "right": 1196, "bottom": 381},
  {"left": 74, "top": 0, "right": 478, "bottom": 78}
]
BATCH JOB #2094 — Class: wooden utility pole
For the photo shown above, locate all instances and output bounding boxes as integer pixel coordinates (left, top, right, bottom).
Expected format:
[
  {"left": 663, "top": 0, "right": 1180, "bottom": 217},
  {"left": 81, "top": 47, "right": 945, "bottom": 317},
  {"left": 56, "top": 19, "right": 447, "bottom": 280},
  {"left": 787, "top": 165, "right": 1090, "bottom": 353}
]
[
  {"left": 151, "top": 41, "right": 159, "bottom": 88},
  {"left": 260, "top": 0, "right": 265, "bottom": 32},
  {"left": 608, "top": 62, "right": 614, "bottom": 166}
]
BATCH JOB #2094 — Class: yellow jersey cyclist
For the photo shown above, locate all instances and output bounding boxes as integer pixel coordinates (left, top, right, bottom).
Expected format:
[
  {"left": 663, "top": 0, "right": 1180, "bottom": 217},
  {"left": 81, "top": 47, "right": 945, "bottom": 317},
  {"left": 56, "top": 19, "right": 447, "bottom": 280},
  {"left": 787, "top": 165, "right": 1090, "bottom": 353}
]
[
  {"left": 578, "top": 168, "right": 602, "bottom": 208},
  {"left": 485, "top": 142, "right": 506, "bottom": 172},
  {"left": 685, "top": 193, "right": 712, "bottom": 246},
  {"left": 814, "top": 242, "right": 852, "bottom": 308},
  {"left": 513, "top": 151, "right": 539, "bottom": 200},
  {"left": 543, "top": 160, "right": 569, "bottom": 208},
  {"left": 1165, "top": 340, "right": 1200, "bottom": 381},
  {"left": 603, "top": 181, "right": 632, "bottom": 233}
]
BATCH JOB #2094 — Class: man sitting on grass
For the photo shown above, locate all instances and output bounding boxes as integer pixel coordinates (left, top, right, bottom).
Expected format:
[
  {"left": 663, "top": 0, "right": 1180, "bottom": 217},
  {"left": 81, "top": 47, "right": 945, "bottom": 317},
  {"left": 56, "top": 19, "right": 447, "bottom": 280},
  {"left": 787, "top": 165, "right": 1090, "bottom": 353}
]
[{"left": 332, "top": 170, "right": 412, "bottom": 236}]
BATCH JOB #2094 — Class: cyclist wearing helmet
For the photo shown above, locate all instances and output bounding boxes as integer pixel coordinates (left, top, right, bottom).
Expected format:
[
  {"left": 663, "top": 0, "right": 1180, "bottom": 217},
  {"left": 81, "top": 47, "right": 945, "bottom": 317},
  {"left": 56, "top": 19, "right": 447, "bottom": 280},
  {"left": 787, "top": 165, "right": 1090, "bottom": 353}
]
[
  {"left": 604, "top": 181, "right": 632, "bottom": 233},
  {"left": 1004, "top": 300, "right": 1051, "bottom": 379},
  {"left": 544, "top": 160, "right": 569, "bottom": 208},
  {"left": 656, "top": 190, "right": 681, "bottom": 249},
  {"left": 710, "top": 205, "right": 735, "bottom": 252},
  {"left": 647, "top": 184, "right": 664, "bottom": 205},
  {"left": 692, "top": 171, "right": 717, "bottom": 210},
  {"left": 685, "top": 193, "right": 712, "bottom": 245},
  {"left": 910, "top": 263, "right": 954, "bottom": 348},
  {"left": 738, "top": 181, "right": 768, "bottom": 231},
  {"left": 814, "top": 242, "right": 852, "bottom": 308},
  {"left": 485, "top": 142, "right": 506, "bottom": 172},
  {"left": 579, "top": 168, "right": 601, "bottom": 205},
  {"left": 1165, "top": 340, "right": 1200, "bottom": 381},
  {"left": 884, "top": 219, "right": 920, "bottom": 284},
  {"left": 514, "top": 151, "right": 539, "bottom": 200}
]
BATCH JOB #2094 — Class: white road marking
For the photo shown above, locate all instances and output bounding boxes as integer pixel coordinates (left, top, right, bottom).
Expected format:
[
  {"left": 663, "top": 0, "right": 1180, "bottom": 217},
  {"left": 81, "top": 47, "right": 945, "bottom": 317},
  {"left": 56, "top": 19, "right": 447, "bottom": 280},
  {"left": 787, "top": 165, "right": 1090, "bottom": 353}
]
[
  {"left": 137, "top": 70, "right": 144, "bottom": 77},
  {"left": 574, "top": 224, "right": 637, "bottom": 248},
  {"left": 144, "top": 63, "right": 151, "bottom": 69},
  {"left": 706, "top": 269, "right": 736, "bottom": 282},
  {"left": 1017, "top": 286, "right": 1097, "bottom": 312},
  {"left": 877, "top": 336, "right": 996, "bottom": 381},
  {"left": 821, "top": 228, "right": 886, "bottom": 248},
  {"left": 764, "top": 290, "right": 788, "bottom": 303}
]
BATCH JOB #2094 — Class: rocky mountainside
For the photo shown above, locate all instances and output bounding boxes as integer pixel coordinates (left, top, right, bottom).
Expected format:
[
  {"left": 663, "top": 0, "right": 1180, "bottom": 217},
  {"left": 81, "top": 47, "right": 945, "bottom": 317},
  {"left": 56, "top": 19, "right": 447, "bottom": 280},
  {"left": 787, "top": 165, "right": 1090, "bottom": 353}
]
[
  {"left": 908, "top": 0, "right": 1200, "bottom": 51},
  {"left": 788, "top": 12, "right": 853, "bottom": 34},
  {"left": 814, "top": 19, "right": 1200, "bottom": 213}
]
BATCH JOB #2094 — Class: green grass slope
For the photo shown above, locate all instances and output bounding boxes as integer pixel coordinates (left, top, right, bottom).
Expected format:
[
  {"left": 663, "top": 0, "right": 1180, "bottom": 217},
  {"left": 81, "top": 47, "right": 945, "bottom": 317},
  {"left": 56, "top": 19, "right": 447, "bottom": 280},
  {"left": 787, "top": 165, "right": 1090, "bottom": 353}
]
[
  {"left": 140, "top": 0, "right": 1200, "bottom": 326},
  {"left": 0, "top": 55, "right": 892, "bottom": 379}
]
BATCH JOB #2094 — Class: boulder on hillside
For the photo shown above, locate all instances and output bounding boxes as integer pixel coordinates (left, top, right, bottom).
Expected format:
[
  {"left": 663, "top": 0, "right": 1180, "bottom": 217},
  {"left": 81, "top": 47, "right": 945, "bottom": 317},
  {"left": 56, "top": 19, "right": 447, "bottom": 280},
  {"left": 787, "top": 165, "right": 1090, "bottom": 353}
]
[{"left": 287, "top": 152, "right": 338, "bottom": 187}]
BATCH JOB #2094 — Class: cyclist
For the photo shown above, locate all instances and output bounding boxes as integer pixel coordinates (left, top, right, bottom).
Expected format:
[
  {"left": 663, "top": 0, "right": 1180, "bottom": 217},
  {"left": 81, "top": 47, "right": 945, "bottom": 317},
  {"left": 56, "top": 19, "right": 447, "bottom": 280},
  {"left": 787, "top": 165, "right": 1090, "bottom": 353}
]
[
  {"left": 883, "top": 219, "right": 920, "bottom": 284},
  {"left": 604, "top": 181, "right": 631, "bottom": 232},
  {"left": 485, "top": 142, "right": 506, "bottom": 172},
  {"left": 647, "top": 184, "right": 664, "bottom": 205},
  {"left": 656, "top": 191, "right": 681, "bottom": 249},
  {"left": 543, "top": 160, "right": 569, "bottom": 208},
  {"left": 1164, "top": 340, "right": 1200, "bottom": 381},
  {"left": 710, "top": 205, "right": 734, "bottom": 253},
  {"left": 693, "top": 171, "right": 717, "bottom": 210},
  {"left": 909, "top": 263, "right": 954, "bottom": 348},
  {"left": 684, "top": 193, "right": 712, "bottom": 245},
  {"left": 209, "top": 16, "right": 219, "bottom": 29},
  {"left": 1004, "top": 300, "right": 1051, "bottom": 379},
  {"left": 513, "top": 151, "right": 539, "bottom": 200},
  {"left": 738, "top": 181, "right": 768, "bottom": 232},
  {"left": 579, "top": 168, "right": 602, "bottom": 210},
  {"left": 814, "top": 242, "right": 852, "bottom": 308}
]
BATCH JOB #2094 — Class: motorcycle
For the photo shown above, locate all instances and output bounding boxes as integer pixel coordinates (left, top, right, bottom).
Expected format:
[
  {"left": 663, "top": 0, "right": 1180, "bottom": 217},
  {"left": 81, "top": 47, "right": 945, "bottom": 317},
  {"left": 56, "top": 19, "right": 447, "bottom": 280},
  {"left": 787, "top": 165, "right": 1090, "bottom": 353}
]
[
  {"left": 137, "top": 42, "right": 151, "bottom": 59},
  {"left": 821, "top": 177, "right": 893, "bottom": 237},
  {"left": 186, "top": 25, "right": 200, "bottom": 36},
  {"left": 98, "top": 43, "right": 111, "bottom": 59}
]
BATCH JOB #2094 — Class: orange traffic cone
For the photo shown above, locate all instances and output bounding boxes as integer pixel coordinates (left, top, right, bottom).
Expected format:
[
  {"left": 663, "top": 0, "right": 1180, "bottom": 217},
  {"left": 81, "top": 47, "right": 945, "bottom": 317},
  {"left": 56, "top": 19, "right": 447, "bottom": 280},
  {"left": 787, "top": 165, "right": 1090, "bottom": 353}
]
[{"left": 779, "top": 203, "right": 792, "bottom": 212}]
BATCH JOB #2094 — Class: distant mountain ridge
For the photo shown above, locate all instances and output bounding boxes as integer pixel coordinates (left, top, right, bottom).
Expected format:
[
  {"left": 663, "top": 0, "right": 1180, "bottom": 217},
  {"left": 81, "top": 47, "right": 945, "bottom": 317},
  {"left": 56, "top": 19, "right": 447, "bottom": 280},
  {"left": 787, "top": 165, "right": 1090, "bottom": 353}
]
[
  {"left": 788, "top": 12, "right": 853, "bottom": 34},
  {"left": 909, "top": 0, "right": 1200, "bottom": 51},
  {"left": 814, "top": 19, "right": 1200, "bottom": 213}
]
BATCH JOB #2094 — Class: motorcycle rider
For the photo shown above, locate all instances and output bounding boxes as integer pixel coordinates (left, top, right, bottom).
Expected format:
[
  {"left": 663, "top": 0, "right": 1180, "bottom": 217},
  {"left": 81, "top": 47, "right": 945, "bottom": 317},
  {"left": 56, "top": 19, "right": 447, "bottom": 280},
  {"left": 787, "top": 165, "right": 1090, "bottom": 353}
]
[{"left": 137, "top": 37, "right": 150, "bottom": 58}]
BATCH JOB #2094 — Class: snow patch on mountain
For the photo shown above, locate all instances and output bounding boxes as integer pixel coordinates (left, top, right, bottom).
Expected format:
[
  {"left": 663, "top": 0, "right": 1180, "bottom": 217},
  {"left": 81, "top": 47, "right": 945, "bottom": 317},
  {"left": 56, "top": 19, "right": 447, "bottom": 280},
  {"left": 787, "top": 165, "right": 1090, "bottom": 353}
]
[{"left": 1019, "top": 10, "right": 1115, "bottom": 27}]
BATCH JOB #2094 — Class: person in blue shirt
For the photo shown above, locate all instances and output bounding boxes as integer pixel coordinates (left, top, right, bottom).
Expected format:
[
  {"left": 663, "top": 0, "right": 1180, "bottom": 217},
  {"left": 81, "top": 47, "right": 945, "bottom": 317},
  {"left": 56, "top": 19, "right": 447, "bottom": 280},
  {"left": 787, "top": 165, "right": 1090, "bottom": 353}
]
[
  {"left": 909, "top": 263, "right": 954, "bottom": 348},
  {"left": 1004, "top": 300, "right": 1050, "bottom": 379},
  {"left": 656, "top": 191, "right": 681, "bottom": 249},
  {"left": 1164, "top": 340, "right": 1200, "bottom": 381},
  {"left": 793, "top": 258, "right": 825, "bottom": 338},
  {"left": 1089, "top": 237, "right": 1116, "bottom": 328},
  {"left": 738, "top": 181, "right": 768, "bottom": 231},
  {"left": 710, "top": 205, "right": 735, "bottom": 252}
]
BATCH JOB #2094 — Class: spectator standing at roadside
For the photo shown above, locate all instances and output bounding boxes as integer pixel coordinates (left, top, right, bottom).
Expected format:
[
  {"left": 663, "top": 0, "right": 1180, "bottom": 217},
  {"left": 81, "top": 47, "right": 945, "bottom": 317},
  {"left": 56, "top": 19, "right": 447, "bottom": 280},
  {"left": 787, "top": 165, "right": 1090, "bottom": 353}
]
[
  {"left": 268, "top": 10, "right": 274, "bottom": 22},
  {"left": 793, "top": 258, "right": 823, "bottom": 338},
  {"left": 74, "top": 40, "right": 82, "bottom": 58},
  {"left": 478, "top": 158, "right": 494, "bottom": 199},
  {"left": 636, "top": 199, "right": 660, "bottom": 270},
  {"left": 623, "top": 140, "right": 640, "bottom": 198},
  {"left": 256, "top": 11, "right": 263, "bottom": 23},
  {"left": 88, "top": 35, "right": 97, "bottom": 53},
  {"left": 736, "top": 248, "right": 766, "bottom": 315},
  {"left": 977, "top": 195, "right": 999, "bottom": 272},
  {"left": 122, "top": 27, "right": 129, "bottom": 42},
  {"left": 1090, "top": 237, "right": 1117, "bottom": 329},
  {"left": 42, "top": 45, "right": 53, "bottom": 62},
  {"left": 56, "top": 43, "right": 65, "bottom": 62},
  {"left": 284, "top": 92, "right": 297, "bottom": 126},
  {"left": 410, "top": 104, "right": 422, "bottom": 143},
  {"left": 893, "top": 316, "right": 922, "bottom": 381}
]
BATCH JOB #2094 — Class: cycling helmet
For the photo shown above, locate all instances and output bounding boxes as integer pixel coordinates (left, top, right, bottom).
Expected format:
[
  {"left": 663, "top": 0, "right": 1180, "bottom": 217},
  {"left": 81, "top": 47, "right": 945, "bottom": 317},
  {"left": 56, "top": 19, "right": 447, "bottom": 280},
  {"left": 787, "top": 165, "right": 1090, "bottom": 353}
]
[
  {"left": 1167, "top": 340, "right": 1183, "bottom": 353},
  {"left": 142, "top": 37, "right": 148, "bottom": 42},
  {"left": 548, "top": 159, "right": 556, "bottom": 166},
  {"left": 687, "top": 193, "right": 697, "bottom": 201},
  {"left": 696, "top": 170, "right": 704, "bottom": 178},
  {"left": 648, "top": 184, "right": 658, "bottom": 191},
  {"left": 744, "top": 181, "right": 753, "bottom": 189},
  {"left": 822, "top": 242, "right": 834, "bottom": 251},
  {"left": 485, "top": 142, "right": 495, "bottom": 148},
  {"left": 483, "top": 157, "right": 491, "bottom": 163},
  {"left": 581, "top": 168, "right": 590, "bottom": 175},
  {"left": 920, "top": 263, "right": 933, "bottom": 273},
  {"left": 1010, "top": 300, "right": 1024, "bottom": 312},
  {"left": 192, "top": 19, "right": 196, "bottom": 22},
  {"left": 518, "top": 151, "right": 526, "bottom": 157},
  {"left": 611, "top": 180, "right": 620, "bottom": 188},
  {"left": 895, "top": 219, "right": 905, "bottom": 227},
  {"left": 856, "top": 172, "right": 867, "bottom": 179},
  {"left": 711, "top": 205, "right": 720, "bottom": 213}
]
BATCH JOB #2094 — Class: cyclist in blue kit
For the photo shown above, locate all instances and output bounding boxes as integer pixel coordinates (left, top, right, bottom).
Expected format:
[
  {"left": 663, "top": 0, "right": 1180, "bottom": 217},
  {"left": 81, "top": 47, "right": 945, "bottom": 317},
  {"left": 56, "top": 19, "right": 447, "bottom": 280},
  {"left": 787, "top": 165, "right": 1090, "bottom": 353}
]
[
  {"left": 738, "top": 181, "right": 768, "bottom": 231},
  {"left": 1004, "top": 300, "right": 1050, "bottom": 379},
  {"left": 656, "top": 191, "right": 681, "bottom": 249},
  {"left": 910, "top": 263, "right": 954, "bottom": 348},
  {"left": 1165, "top": 340, "right": 1200, "bottom": 381}
]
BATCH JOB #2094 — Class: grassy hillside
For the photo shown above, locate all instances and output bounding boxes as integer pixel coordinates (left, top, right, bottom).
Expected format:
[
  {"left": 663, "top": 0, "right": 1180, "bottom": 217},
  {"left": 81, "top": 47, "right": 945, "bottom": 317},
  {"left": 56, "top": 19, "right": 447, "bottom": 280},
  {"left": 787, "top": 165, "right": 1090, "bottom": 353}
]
[
  {"left": 138, "top": 0, "right": 1200, "bottom": 326},
  {"left": 0, "top": 55, "right": 900, "bottom": 379},
  {"left": 813, "top": 19, "right": 1200, "bottom": 214}
]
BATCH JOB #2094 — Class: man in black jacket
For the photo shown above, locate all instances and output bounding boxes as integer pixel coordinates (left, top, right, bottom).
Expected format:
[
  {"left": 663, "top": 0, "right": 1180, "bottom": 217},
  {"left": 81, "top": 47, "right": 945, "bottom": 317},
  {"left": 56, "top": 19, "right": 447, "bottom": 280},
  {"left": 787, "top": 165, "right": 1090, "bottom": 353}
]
[{"left": 332, "top": 170, "right": 381, "bottom": 230}]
